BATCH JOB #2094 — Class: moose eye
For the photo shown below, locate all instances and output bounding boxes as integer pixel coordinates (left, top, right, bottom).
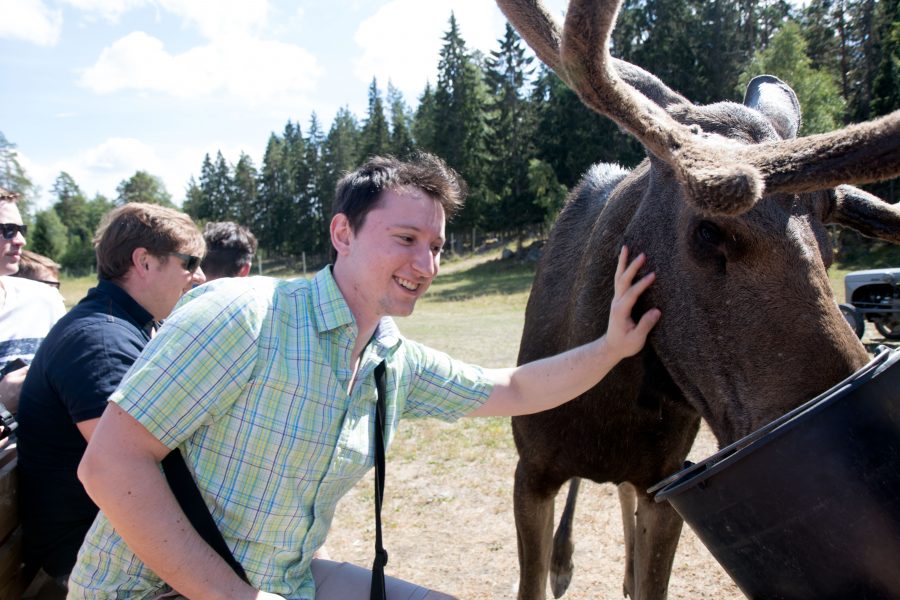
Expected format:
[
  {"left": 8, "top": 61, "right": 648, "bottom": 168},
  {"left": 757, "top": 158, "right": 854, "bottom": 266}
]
[{"left": 696, "top": 220, "right": 724, "bottom": 246}]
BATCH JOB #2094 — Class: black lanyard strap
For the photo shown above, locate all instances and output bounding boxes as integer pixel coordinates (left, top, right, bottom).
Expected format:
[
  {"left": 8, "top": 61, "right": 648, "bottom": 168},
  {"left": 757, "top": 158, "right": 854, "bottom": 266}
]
[{"left": 371, "top": 360, "right": 388, "bottom": 600}]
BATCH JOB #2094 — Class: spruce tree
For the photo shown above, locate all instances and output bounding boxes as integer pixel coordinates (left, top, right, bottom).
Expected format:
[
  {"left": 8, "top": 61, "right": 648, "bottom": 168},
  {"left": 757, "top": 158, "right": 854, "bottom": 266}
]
[
  {"left": 413, "top": 83, "right": 438, "bottom": 153},
  {"left": 321, "top": 108, "right": 360, "bottom": 253},
  {"left": 387, "top": 83, "right": 416, "bottom": 159},
  {"left": 433, "top": 13, "right": 491, "bottom": 232},
  {"left": 485, "top": 23, "right": 539, "bottom": 237},
  {"left": 232, "top": 152, "right": 259, "bottom": 231},
  {"left": 359, "top": 78, "right": 390, "bottom": 162}
]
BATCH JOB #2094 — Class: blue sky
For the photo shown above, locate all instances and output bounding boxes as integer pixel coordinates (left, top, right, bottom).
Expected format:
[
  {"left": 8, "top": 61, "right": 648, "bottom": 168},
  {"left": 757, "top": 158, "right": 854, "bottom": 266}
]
[{"left": 1, "top": 0, "right": 567, "bottom": 210}]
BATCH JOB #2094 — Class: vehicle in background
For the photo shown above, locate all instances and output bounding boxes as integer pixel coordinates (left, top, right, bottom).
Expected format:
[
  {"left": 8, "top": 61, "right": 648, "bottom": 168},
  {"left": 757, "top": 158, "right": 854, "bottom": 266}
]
[{"left": 839, "top": 268, "right": 900, "bottom": 340}]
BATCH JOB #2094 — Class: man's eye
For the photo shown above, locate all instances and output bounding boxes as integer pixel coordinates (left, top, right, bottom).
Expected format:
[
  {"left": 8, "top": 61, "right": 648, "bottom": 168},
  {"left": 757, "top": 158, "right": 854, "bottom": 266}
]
[{"left": 432, "top": 246, "right": 443, "bottom": 254}]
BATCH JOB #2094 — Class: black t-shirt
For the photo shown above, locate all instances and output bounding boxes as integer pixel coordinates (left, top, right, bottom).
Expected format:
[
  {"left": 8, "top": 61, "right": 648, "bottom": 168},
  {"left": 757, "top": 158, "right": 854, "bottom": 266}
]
[{"left": 17, "top": 279, "right": 154, "bottom": 577}]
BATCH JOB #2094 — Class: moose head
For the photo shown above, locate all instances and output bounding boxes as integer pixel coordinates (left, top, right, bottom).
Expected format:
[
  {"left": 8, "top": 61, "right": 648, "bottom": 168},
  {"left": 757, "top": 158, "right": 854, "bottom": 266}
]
[
  {"left": 501, "top": 1, "right": 900, "bottom": 599},
  {"left": 500, "top": 0, "right": 900, "bottom": 443}
]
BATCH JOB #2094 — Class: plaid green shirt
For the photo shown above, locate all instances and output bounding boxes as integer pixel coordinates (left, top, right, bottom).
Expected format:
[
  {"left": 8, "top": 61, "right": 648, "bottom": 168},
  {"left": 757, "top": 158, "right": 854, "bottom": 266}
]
[{"left": 68, "top": 267, "right": 492, "bottom": 599}]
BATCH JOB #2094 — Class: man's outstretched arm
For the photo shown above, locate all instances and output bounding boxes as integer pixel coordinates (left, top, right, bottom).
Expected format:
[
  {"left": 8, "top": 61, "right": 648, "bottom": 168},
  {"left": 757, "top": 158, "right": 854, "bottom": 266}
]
[{"left": 470, "top": 246, "right": 660, "bottom": 418}]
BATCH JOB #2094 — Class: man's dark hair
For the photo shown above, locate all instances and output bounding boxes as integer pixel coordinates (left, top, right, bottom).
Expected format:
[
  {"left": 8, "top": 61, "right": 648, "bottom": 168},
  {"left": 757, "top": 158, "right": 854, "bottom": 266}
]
[
  {"left": 332, "top": 153, "right": 467, "bottom": 240},
  {"left": 201, "top": 221, "right": 258, "bottom": 279},
  {"left": 93, "top": 203, "right": 205, "bottom": 281}
]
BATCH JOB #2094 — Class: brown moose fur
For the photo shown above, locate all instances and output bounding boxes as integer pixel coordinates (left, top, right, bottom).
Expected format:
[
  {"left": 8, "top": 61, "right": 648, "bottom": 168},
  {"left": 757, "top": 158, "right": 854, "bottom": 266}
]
[{"left": 497, "top": 0, "right": 900, "bottom": 599}]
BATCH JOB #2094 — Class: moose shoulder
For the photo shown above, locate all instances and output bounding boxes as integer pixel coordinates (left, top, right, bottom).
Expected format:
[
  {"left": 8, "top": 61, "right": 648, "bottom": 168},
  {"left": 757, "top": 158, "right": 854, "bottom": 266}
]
[{"left": 498, "top": 0, "right": 900, "bottom": 599}]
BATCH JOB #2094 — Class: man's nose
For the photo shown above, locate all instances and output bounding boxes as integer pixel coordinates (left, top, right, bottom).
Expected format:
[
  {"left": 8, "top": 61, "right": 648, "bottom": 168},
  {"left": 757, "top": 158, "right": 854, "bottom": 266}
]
[
  {"left": 192, "top": 266, "right": 207, "bottom": 286},
  {"left": 412, "top": 246, "right": 438, "bottom": 278}
]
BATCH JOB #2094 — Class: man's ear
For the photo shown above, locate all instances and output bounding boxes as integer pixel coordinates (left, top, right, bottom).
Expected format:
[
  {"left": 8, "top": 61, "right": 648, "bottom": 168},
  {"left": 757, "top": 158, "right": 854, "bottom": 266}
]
[
  {"left": 237, "top": 262, "right": 252, "bottom": 277},
  {"left": 330, "top": 213, "right": 353, "bottom": 257},
  {"left": 131, "top": 247, "right": 151, "bottom": 277}
]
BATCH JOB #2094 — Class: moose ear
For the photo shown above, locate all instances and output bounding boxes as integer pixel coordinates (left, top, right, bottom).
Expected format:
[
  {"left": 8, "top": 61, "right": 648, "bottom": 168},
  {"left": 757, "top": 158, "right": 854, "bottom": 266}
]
[{"left": 743, "top": 75, "right": 801, "bottom": 140}]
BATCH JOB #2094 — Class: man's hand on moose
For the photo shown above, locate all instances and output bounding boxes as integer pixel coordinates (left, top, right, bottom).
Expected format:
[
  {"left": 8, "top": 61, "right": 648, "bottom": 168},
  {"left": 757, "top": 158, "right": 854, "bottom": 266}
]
[{"left": 605, "top": 245, "right": 661, "bottom": 359}]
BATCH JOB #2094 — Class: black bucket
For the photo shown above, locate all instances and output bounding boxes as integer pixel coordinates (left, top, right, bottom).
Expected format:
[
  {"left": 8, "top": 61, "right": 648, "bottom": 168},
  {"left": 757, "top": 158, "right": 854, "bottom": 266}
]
[{"left": 650, "top": 346, "right": 900, "bottom": 600}]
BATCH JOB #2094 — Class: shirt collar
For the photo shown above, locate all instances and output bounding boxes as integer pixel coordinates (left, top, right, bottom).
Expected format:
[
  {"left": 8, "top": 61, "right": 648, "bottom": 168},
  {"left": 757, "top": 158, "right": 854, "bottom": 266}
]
[
  {"left": 96, "top": 278, "right": 156, "bottom": 331},
  {"left": 310, "top": 267, "right": 401, "bottom": 352}
]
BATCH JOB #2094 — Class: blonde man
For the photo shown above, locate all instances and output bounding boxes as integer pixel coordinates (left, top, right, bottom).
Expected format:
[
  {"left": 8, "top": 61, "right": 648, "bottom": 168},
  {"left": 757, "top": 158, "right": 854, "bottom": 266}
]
[{"left": 16, "top": 202, "right": 206, "bottom": 588}]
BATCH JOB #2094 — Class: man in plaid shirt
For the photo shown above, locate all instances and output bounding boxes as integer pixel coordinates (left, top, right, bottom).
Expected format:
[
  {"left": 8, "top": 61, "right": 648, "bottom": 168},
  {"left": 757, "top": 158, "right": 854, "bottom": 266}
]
[{"left": 69, "top": 153, "right": 660, "bottom": 599}]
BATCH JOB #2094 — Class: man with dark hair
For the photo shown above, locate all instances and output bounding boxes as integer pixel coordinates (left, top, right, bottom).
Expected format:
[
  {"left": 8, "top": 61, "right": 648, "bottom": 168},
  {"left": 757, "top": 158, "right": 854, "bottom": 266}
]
[
  {"left": 201, "top": 221, "right": 258, "bottom": 280},
  {"left": 16, "top": 202, "right": 206, "bottom": 588},
  {"left": 69, "top": 154, "right": 660, "bottom": 599}
]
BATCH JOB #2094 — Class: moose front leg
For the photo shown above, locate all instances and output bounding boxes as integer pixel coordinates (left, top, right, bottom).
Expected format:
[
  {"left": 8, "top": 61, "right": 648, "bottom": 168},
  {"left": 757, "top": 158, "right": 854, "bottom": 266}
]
[
  {"left": 618, "top": 482, "right": 638, "bottom": 598},
  {"left": 631, "top": 490, "right": 684, "bottom": 600},
  {"left": 514, "top": 460, "right": 562, "bottom": 600}
]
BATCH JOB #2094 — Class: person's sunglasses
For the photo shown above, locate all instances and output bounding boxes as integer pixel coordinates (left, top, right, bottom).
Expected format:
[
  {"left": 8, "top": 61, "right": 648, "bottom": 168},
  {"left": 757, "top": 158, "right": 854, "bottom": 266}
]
[
  {"left": 170, "top": 251, "right": 201, "bottom": 273},
  {"left": 0, "top": 223, "right": 27, "bottom": 240}
]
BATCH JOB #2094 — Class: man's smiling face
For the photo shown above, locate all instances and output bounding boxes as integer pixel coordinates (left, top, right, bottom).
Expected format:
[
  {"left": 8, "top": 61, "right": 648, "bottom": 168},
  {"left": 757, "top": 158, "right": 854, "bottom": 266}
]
[{"left": 335, "top": 185, "right": 446, "bottom": 327}]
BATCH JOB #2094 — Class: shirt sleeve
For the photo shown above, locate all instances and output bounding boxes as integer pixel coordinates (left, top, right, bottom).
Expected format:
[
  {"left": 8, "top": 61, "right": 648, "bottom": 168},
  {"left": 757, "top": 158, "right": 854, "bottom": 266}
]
[
  {"left": 52, "top": 320, "right": 147, "bottom": 423},
  {"left": 111, "top": 282, "right": 270, "bottom": 449},
  {"left": 399, "top": 339, "right": 493, "bottom": 421}
]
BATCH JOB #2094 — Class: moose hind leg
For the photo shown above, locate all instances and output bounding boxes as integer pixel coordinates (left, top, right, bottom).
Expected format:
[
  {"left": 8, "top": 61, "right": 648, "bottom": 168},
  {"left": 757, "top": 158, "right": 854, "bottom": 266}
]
[
  {"left": 550, "top": 477, "right": 581, "bottom": 598},
  {"left": 514, "top": 460, "right": 560, "bottom": 600},
  {"left": 631, "top": 490, "right": 684, "bottom": 600}
]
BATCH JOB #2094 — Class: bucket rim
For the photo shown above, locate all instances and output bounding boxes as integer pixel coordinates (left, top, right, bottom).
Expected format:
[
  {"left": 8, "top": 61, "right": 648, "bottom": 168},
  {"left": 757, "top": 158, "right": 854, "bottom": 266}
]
[{"left": 650, "top": 346, "right": 899, "bottom": 502}]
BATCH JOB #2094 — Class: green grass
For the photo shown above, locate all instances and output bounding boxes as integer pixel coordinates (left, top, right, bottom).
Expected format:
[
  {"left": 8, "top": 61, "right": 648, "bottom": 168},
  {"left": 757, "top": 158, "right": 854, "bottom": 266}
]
[{"left": 58, "top": 274, "right": 97, "bottom": 310}]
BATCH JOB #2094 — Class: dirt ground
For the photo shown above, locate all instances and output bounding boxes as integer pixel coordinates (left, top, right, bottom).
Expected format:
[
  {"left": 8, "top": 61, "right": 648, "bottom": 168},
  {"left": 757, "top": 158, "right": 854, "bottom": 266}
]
[
  {"left": 326, "top": 328, "right": 896, "bottom": 600},
  {"left": 326, "top": 419, "right": 742, "bottom": 600}
]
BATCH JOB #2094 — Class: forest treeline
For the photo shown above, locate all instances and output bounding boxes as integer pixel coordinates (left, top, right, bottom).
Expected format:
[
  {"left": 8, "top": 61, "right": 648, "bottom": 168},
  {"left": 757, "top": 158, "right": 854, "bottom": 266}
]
[{"left": 2, "top": 0, "right": 898, "bottom": 274}]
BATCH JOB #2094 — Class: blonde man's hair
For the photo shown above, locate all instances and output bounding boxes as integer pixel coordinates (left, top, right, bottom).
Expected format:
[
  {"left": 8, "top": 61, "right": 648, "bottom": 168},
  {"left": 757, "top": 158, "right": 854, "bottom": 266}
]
[{"left": 93, "top": 203, "right": 205, "bottom": 281}]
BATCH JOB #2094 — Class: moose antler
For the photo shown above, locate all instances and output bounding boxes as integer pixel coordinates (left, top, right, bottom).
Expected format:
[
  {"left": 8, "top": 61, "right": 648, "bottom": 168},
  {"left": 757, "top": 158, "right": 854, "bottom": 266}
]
[{"left": 497, "top": 0, "right": 900, "bottom": 216}]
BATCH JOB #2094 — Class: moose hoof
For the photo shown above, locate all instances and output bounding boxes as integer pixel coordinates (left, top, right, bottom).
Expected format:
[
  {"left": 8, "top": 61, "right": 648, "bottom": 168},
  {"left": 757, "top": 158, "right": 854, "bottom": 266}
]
[{"left": 550, "top": 565, "right": 573, "bottom": 599}]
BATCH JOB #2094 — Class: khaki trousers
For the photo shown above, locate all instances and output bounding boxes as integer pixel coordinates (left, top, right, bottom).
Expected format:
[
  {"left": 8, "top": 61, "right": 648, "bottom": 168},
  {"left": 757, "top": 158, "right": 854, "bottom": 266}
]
[
  {"left": 311, "top": 559, "right": 456, "bottom": 599},
  {"left": 153, "top": 559, "right": 456, "bottom": 599}
]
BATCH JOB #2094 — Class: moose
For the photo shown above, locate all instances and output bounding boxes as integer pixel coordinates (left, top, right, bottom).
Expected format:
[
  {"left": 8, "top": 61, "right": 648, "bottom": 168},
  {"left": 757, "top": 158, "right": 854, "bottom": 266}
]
[{"left": 495, "top": 0, "right": 900, "bottom": 598}]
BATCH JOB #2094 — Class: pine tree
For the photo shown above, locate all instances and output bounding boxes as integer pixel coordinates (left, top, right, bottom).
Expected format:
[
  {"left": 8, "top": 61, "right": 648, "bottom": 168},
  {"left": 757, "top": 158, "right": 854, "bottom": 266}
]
[
  {"left": 868, "top": 0, "right": 899, "bottom": 117},
  {"left": 182, "top": 176, "right": 204, "bottom": 221},
  {"left": 387, "top": 83, "right": 416, "bottom": 159},
  {"left": 52, "top": 173, "right": 100, "bottom": 273},
  {"left": 321, "top": 107, "right": 360, "bottom": 219},
  {"left": 30, "top": 208, "right": 68, "bottom": 262},
  {"left": 432, "top": 13, "right": 491, "bottom": 231},
  {"left": 258, "top": 132, "right": 289, "bottom": 253},
  {"left": 359, "top": 78, "right": 391, "bottom": 162},
  {"left": 485, "top": 23, "right": 539, "bottom": 236},
  {"left": 530, "top": 66, "right": 642, "bottom": 189},
  {"left": 413, "top": 83, "right": 438, "bottom": 153},
  {"left": 231, "top": 153, "right": 259, "bottom": 230},
  {"left": 295, "top": 113, "right": 326, "bottom": 256}
]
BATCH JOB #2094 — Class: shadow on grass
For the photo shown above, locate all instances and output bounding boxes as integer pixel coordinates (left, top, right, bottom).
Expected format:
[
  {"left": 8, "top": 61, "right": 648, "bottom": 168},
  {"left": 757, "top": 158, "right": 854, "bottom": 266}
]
[{"left": 429, "top": 258, "right": 536, "bottom": 302}]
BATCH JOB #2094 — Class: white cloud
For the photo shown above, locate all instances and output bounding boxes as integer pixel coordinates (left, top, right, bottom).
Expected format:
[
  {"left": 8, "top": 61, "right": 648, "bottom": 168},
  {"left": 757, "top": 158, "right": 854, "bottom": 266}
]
[
  {"left": 61, "top": 0, "right": 146, "bottom": 22},
  {"left": 158, "top": 0, "right": 269, "bottom": 40},
  {"left": 60, "top": 0, "right": 268, "bottom": 38},
  {"left": 78, "top": 31, "right": 322, "bottom": 105},
  {"left": 23, "top": 138, "right": 260, "bottom": 211},
  {"left": 352, "top": 0, "right": 568, "bottom": 101},
  {"left": 0, "top": 0, "right": 63, "bottom": 46}
]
